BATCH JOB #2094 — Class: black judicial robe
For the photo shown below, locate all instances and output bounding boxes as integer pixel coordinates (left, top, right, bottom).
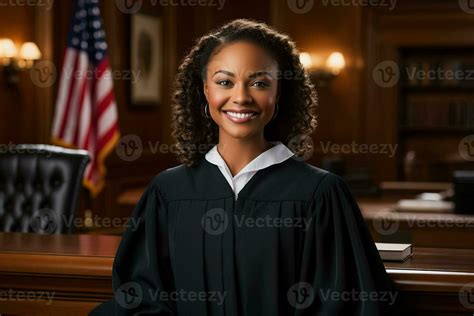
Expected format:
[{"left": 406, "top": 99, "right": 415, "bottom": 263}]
[{"left": 90, "top": 156, "right": 400, "bottom": 316}]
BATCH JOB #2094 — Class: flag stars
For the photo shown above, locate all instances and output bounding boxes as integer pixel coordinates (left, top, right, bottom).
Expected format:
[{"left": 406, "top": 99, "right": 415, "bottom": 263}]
[
  {"left": 67, "top": 1, "right": 108, "bottom": 61},
  {"left": 76, "top": 9, "right": 86, "bottom": 19}
]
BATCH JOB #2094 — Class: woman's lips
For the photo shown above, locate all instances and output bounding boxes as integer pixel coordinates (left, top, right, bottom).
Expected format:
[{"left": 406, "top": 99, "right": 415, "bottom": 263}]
[{"left": 222, "top": 111, "right": 259, "bottom": 123}]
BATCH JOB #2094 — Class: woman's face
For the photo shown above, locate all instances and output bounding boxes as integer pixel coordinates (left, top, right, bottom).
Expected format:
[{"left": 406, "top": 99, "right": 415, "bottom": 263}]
[{"left": 203, "top": 41, "right": 279, "bottom": 141}]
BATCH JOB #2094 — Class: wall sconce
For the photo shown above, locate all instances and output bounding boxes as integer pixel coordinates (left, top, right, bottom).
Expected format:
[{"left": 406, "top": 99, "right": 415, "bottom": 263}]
[
  {"left": 299, "top": 51, "right": 346, "bottom": 86},
  {"left": 0, "top": 38, "right": 42, "bottom": 84}
]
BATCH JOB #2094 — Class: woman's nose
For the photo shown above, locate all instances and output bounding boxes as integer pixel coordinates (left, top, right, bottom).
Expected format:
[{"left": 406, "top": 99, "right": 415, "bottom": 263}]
[{"left": 232, "top": 83, "right": 253, "bottom": 105}]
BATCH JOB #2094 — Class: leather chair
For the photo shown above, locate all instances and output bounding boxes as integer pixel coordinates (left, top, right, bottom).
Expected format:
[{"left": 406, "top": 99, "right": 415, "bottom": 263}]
[{"left": 0, "top": 144, "right": 89, "bottom": 234}]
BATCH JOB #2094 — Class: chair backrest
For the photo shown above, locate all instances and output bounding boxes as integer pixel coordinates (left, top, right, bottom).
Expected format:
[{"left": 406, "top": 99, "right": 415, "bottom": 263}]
[{"left": 0, "top": 144, "right": 89, "bottom": 234}]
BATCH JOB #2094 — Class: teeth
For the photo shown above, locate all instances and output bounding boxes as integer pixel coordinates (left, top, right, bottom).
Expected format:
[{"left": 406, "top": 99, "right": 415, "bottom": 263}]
[{"left": 226, "top": 111, "right": 256, "bottom": 118}]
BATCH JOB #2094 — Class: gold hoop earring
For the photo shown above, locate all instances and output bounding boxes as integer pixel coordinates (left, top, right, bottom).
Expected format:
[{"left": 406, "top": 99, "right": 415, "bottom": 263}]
[
  {"left": 204, "top": 103, "right": 210, "bottom": 118},
  {"left": 272, "top": 102, "right": 279, "bottom": 120}
]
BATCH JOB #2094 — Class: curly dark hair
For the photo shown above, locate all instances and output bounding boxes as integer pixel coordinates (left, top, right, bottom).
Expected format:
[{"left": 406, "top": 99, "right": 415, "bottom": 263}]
[{"left": 171, "top": 18, "right": 318, "bottom": 167}]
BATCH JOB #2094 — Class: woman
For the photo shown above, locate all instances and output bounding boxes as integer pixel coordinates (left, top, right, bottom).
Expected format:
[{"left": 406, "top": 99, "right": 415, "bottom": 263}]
[{"left": 91, "top": 18, "right": 400, "bottom": 316}]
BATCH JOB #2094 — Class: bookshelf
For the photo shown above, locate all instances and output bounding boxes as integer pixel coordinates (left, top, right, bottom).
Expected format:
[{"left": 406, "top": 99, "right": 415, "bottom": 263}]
[{"left": 398, "top": 47, "right": 474, "bottom": 181}]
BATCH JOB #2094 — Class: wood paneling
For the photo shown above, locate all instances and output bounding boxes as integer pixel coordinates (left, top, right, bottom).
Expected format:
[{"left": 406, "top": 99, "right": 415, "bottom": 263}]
[
  {"left": 0, "top": 6, "right": 39, "bottom": 143},
  {"left": 2, "top": 1, "right": 474, "bottom": 219}
]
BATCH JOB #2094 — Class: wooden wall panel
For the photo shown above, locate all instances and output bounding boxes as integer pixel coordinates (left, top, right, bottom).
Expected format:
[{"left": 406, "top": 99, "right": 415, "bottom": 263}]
[{"left": 3, "top": 1, "right": 473, "bottom": 219}]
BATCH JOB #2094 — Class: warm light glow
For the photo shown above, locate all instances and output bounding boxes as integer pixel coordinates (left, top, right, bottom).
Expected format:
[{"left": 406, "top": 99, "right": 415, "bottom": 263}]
[
  {"left": 0, "top": 38, "right": 17, "bottom": 59},
  {"left": 299, "top": 52, "right": 313, "bottom": 69},
  {"left": 19, "top": 42, "right": 42, "bottom": 60},
  {"left": 325, "top": 52, "right": 346, "bottom": 75}
]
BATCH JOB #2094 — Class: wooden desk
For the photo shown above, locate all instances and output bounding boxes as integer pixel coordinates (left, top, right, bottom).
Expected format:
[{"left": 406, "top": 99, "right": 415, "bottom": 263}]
[
  {"left": 358, "top": 197, "right": 474, "bottom": 249},
  {"left": 386, "top": 248, "right": 474, "bottom": 314},
  {"left": 0, "top": 233, "right": 119, "bottom": 316},
  {"left": 1, "top": 233, "right": 474, "bottom": 315}
]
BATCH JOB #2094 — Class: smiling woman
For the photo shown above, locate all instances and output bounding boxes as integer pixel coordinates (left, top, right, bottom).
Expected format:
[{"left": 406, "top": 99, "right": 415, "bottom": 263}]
[
  {"left": 90, "top": 19, "right": 401, "bottom": 316},
  {"left": 171, "top": 18, "right": 318, "bottom": 171},
  {"left": 203, "top": 41, "right": 279, "bottom": 143}
]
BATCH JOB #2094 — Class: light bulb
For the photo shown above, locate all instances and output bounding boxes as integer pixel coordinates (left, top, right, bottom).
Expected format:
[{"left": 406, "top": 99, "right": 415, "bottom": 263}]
[
  {"left": 326, "top": 52, "right": 345, "bottom": 75},
  {"left": 299, "top": 52, "right": 313, "bottom": 69},
  {"left": 19, "top": 42, "right": 42, "bottom": 60},
  {"left": 0, "top": 38, "right": 17, "bottom": 59}
]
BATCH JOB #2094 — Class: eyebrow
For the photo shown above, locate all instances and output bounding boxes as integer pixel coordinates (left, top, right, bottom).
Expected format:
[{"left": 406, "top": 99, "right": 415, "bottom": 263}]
[
  {"left": 213, "top": 70, "right": 234, "bottom": 77},
  {"left": 212, "top": 70, "right": 274, "bottom": 79}
]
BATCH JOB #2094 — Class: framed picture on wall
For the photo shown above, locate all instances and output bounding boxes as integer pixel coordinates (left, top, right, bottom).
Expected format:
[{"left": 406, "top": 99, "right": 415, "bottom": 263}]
[{"left": 130, "top": 11, "right": 163, "bottom": 107}]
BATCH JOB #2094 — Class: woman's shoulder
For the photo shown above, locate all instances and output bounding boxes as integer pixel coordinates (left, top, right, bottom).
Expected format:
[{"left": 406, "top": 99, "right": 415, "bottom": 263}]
[
  {"left": 280, "top": 158, "right": 350, "bottom": 198},
  {"left": 149, "top": 157, "right": 217, "bottom": 200},
  {"left": 151, "top": 163, "right": 193, "bottom": 190},
  {"left": 148, "top": 156, "right": 346, "bottom": 201}
]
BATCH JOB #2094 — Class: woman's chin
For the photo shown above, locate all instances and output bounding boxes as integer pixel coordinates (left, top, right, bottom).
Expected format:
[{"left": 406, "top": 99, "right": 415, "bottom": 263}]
[{"left": 219, "top": 125, "right": 262, "bottom": 140}]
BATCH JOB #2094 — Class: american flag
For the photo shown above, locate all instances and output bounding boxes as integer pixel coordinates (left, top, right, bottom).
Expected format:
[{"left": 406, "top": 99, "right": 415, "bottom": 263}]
[{"left": 51, "top": 0, "right": 120, "bottom": 197}]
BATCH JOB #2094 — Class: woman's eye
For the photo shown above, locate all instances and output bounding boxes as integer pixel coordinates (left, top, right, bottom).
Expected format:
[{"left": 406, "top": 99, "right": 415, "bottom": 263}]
[
  {"left": 217, "top": 80, "right": 232, "bottom": 87},
  {"left": 252, "top": 81, "right": 269, "bottom": 88}
]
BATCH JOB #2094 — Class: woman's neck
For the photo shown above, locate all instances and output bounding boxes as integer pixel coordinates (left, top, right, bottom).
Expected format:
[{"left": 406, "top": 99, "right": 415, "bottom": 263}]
[{"left": 217, "top": 136, "right": 274, "bottom": 177}]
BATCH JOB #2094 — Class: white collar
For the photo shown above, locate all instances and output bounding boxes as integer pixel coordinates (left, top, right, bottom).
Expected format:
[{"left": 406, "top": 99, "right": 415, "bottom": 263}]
[{"left": 205, "top": 141, "right": 294, "bottom": 178}]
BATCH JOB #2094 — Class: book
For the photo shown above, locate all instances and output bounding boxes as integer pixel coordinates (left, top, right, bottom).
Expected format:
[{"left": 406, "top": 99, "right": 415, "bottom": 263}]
[
  {"left": 395, "top": 199, "right": 454, "bottom": 213},
  {"left": 375, "top": 242, "right": 412, "bottom": 262}
]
